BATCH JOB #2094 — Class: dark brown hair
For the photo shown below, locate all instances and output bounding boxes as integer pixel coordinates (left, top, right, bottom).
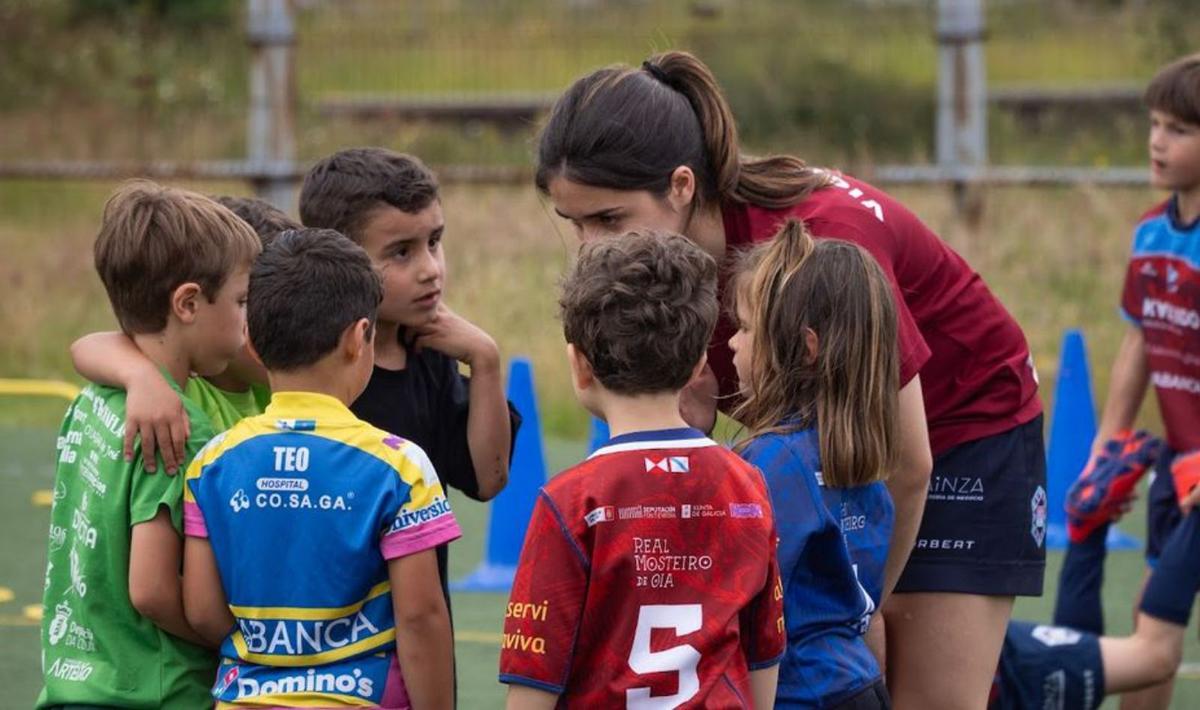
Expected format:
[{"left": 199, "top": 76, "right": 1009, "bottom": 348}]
[
  {"left": 249, "top": 228, "right": 383, "bottom": 371},
  {"left": 537, "top": 51, "right": 831, "bottom": 219},
  {"left": 213, "top": 195, "right": 301, "bottom": 245},
  {"left": 560, "top": 231, "right": 718, "bottom": 395},
  {"left": 731, "top": 220, "right": 898, "bottom": 487},
  {"left": 1145, "top": 53, "right": 1200, "bottom": 126},
  {"left": 94, "top": 180, "right": 261, "bottom": 334},
  {"left": 300, "top": 148, "right": 439, "bottom": 243}
]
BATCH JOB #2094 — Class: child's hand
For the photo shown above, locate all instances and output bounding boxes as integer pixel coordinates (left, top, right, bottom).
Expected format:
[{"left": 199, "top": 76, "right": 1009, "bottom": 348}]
[
  {"left": 412, "top": 303, "right": 500, "bottom": 369},
  {"left": 125, "top": 377, "right": 190, "bottom": 475}
]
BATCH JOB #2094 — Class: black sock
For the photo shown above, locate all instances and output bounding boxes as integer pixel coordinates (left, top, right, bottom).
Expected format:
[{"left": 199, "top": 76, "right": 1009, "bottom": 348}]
[
  {"left": 1053, "top": 522, "right": 1108, "bottom": 634},
  {"left": 1141, "top": 510, "right": 1200, "bottom": 625}
]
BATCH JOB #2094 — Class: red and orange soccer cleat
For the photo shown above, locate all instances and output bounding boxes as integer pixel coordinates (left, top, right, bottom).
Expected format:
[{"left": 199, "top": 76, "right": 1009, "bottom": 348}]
[{"left": 1066, "top": 430, "right": 1163, "bottom": 544}]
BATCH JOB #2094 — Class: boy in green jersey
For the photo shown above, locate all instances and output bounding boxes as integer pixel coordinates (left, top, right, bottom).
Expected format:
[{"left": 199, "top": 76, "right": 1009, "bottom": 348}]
[
  {"left": 38, "top": 181, "right": 261, "bottom": 709},
  {"left": 68, "top": 195, "right": 298, "bottom": 455}
]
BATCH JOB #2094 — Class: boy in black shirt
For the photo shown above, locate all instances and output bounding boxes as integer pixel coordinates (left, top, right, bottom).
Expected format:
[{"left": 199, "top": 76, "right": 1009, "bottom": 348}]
[{"left": 300, "top": 148, "right": 519, "bottom": 598}]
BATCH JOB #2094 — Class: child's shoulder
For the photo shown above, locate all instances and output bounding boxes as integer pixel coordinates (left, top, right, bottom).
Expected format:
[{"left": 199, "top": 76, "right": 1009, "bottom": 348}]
[
  {"left": 739, "top": 428, "right": 819, "bottom": 470},
  {"left": 1136, "top": 198, "right": 1172, "bottom": 227},
  {"left": 338, "top": 419, "right": 439, "bottom": 482}
]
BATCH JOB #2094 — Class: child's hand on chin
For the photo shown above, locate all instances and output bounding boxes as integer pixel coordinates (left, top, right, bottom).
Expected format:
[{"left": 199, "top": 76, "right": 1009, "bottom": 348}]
[{"left": 411, "top": 303, "right": 500, "bottom": 370}]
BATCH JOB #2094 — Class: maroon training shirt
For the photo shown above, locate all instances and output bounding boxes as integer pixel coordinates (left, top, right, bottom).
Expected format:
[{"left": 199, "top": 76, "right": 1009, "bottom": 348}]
[{"left": 716, "top": 173, "right": 1042, "bottom": 454}]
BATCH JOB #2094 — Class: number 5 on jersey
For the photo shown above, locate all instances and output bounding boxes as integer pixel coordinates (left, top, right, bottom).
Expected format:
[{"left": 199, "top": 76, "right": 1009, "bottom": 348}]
[{"left": 627, "top": 604, "right": 702, "bottom": 709}]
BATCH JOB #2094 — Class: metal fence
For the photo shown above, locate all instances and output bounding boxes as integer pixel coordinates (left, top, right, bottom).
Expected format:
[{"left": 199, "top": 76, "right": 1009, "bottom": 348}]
[{"left": 0, "top": 0, "right": 1190, "bottom": 207}]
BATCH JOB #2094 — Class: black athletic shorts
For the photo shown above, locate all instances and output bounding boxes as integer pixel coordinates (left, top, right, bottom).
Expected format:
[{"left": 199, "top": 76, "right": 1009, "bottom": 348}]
[
  {"left": 1146, "top": 447, "right": 1182, "bottom": 565},
  {"left": 992, "top": 620, "right": 1104, "bottom": 710},
  {"left": 895, "top": 414, "right": 1047, "bottom": 596},
  {"left": 828, "top": 679, "right": 891, "bottom": 710}
]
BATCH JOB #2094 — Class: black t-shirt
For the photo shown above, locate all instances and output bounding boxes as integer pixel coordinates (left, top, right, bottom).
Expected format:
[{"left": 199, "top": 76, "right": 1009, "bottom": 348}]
[{"left": 351, "top": 344, "right": 520, "bottom": 608}]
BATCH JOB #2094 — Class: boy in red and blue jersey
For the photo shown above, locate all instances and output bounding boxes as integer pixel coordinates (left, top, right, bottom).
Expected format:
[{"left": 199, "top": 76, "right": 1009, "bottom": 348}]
[
  {"left": 499, "top": 232, "right": 784, "bottom": 708},
  {"left": 182, "top": 229, "right": 460, "bottom": 709},
  {"left": 1068, "top": 52, "right": 1200, "bottom": 708}
]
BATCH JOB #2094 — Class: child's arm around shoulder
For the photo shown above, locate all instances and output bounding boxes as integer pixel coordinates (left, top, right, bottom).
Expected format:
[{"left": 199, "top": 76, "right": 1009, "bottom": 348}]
[
  {"left": 412, "top": 304, "right": 512, "bottom": 500},
  {"left": 71, "top": 331, "right": 190, "bottom": 474}
]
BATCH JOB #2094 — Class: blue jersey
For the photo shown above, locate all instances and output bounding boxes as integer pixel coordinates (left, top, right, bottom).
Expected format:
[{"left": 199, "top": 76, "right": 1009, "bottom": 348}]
[
  {"left": 817, "top": 470, "right": 894, "bottom": 610},
  {"left": 741, "top": 429, "right": 880, "bottom": 708},
  {"left": 184, "top": 392, "right": 462, "bottom": 708}
]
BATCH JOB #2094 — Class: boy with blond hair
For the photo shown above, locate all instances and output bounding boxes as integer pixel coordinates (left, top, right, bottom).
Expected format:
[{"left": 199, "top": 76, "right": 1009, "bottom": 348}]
[{"left": 38, "top": 181, "right": 260, "bottom": 708}]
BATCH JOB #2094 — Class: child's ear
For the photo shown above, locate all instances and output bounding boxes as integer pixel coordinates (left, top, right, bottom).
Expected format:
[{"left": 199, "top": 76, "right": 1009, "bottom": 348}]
[
  {"left": 342, "top": 318, "right": 372, "bottom": 362},
  {"left": 566, "top": 343, "right": 595, "bottom": 391},
  {"left": 803, "top": 328, "right": 820, "bottom": 365},
  {"left": 687, "top": 352, "right": 709, "bottom": 385},
  {"left": 170, "top": 282, "right": 203, "bottom": 324}
]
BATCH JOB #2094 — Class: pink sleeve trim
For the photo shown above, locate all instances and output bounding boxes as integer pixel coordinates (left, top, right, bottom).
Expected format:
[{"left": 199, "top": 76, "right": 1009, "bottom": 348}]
[
  {"left": 183, "top": 500, "right": 208, "bottom": 538},
  {"left": 380, "top": 516, "right": 463, "bottom": 560}
]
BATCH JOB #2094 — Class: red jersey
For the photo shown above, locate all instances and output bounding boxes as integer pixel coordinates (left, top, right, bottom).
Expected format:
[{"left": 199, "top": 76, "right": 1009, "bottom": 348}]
[
  {"left": 498, "top": 428, "right": 784, "bottom": 708},
  {"left": 1121, "top": 197, "right": 1200, "bottom": 451},
  {"left": 718, "top": 173, "right": 1042, "bottom": 454}
]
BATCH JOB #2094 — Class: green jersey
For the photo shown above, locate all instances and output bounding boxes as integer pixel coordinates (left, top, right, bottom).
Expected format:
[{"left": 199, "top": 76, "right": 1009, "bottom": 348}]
[
  {"left": 184, "top": 378, "right": 269, "bottom": 433},
  {"left": 38, "top": 378, "right": 218, "bottom": 709}
]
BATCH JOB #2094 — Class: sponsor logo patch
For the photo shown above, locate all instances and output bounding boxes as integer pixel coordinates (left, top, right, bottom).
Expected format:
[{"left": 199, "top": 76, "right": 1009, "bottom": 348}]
[
  {"left": 645, "top": 456, "right": 689, "bottom": 473},
  {"left": 1031, "top": 485, "right": 1047, "bottom": 548},
  {"left": 1031, "top": 624, "right": 1082, "bottom": 647},
  {"left": 729, "top": 503, "right": 763, "bottom": 518},
  {"left": 585, "top": 506, "right": 615, "bottom": 527}
]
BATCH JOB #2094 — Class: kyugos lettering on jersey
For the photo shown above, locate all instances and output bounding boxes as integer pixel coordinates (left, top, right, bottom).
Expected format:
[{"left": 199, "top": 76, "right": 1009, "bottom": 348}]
[{"left": 1123, "top": 253, "right": 1200, "bottom": 451}]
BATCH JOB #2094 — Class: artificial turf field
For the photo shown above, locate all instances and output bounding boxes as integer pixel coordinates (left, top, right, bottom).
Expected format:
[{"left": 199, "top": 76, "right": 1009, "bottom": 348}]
[{"left": 3, "top": 423, "right": 1200, "bottom": 708}]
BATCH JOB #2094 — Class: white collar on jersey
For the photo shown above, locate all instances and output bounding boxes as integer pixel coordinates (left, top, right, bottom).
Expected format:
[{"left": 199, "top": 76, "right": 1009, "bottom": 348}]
[{"left": 588, "top": 427, "right": 719, "bottom": 460}]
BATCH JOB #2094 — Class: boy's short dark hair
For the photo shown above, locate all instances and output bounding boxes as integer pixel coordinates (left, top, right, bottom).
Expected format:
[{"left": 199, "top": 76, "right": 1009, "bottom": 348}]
[
  {"left": 213, "top": 195, "right": 301, "bottom": 245},
  {"left": 299, "top": 148, "right": 440, "bottom": 243},
  {"left": 249, "top": 228, "right": 383, "bottom": 371},
  {"left": 560, "top": 231, "right": 718, "bottom": 395},
  {"left": 94, "top": 180, "right": 261, "bottom": 334},
  {"left": 1145, "top": 53, "right": 1200, "bottom": 125}
]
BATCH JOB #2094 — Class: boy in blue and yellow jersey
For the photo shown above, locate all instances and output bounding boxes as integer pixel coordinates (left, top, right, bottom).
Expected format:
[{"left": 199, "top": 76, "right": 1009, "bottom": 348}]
[{"left": 181, "top": 228, "right": 460, "bottom": 709}]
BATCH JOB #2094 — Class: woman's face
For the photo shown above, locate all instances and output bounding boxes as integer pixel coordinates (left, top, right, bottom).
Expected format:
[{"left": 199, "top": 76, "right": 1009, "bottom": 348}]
[
  {"left": 728, "top": 293, "right": 755, "bottom": 394},
  {"left": 548, "top": 176, "right": 688, "bottom": 242}
]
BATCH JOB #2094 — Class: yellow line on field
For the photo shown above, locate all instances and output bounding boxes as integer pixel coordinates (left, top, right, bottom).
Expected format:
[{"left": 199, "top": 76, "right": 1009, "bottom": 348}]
[
  {"left": 0, "top": 587, "right": 13, "bottom": 604},
  {"left": 0, "top": 378, "right": 80, "bottom": 401},
  {"left": 24, "top": 604, "right": 42, "bottom": 621},
  {"left": 0, "top": 614, "right": 38, "bottom": 627},
  {"left": 32, "top": 489, "right": 53, "bottom": 507}
]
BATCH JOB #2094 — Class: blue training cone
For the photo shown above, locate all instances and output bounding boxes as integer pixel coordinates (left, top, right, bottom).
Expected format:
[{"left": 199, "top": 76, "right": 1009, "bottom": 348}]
[
  {"left": 1044, "top": 329, "right": 1140, "bottom": 550},
  {"left": 451, "top": 357, "right": 548, "bottom": 592},
  {"left": 588, "top": 417, "right": 610, "bottom": 454}
]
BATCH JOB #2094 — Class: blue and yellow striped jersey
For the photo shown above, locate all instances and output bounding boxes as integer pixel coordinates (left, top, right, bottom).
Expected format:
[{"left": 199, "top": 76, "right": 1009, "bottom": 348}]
[{"left": 184, "top": 391, "right": 461, "bottom": 707}]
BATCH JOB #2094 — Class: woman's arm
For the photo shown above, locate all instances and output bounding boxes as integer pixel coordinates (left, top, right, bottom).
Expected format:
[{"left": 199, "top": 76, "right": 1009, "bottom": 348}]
[{"left": 880, "top": 376, "right": 933, "bottom": 604}]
